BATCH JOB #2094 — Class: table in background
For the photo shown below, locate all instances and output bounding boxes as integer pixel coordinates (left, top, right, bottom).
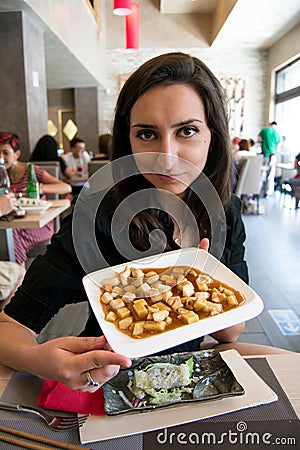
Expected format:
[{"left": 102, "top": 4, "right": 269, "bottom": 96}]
[{"left": 0, "top": 199, "right": 71, "bottom": 261}]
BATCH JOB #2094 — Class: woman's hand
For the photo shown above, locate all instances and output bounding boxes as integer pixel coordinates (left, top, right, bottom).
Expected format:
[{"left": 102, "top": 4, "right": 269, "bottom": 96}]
[
  {"left": 32, "top": 335, "right": 131, "bottom": 392},
  {"left": 0, "top": 192, "right": 17, "bottom": 216},
  {"left": 198, "top": 238, "right": 209, "bottom": 251}
]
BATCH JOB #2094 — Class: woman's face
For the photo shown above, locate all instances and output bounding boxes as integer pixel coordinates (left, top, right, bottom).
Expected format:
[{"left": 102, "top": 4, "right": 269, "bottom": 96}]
[
  {"left": 0, "top": 143, "right": 20, "bottom": 169},
  {"left": 129, "top": 84, "right": 211, "bottom": 196}
]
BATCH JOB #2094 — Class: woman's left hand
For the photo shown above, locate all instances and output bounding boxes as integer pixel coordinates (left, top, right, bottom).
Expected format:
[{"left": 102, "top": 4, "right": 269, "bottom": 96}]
[{"left": 198, "top": 238, "right": 209, "bottom": 251}]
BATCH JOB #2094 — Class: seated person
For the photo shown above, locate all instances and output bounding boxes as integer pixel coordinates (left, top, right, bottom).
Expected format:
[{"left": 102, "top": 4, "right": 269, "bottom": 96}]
[
  {"left": 0, "top": 132, "right": 71, "bottom": 265},
  {"left": 92, "top": 133, "right": 112, "bottom": 160},
  {"left": 289, "top": 152, "right": 300, "bottom": 184},
  {"left": 63, "top": 137, "right": 91, "bottom": 196},
  {"left": 0, "top": 193, "right": 25, "bottom": 309},
  {"left": 288, "top": 152, "right": 300, "bottom": 204},
  {"left": 30, "top": 134, "right": 73, "bottom": 179},
  {"left": 234, "top": 138, "right": 257, "bottom": 171}
]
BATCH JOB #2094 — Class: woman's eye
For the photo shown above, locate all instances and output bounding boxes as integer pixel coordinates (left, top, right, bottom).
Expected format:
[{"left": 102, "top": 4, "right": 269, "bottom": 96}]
[
  {"left": 136, "top": 130, "right": 156, "bottom": 141},
  {"left": 178, "top": 126, "right": 199, "bottom": 137}
]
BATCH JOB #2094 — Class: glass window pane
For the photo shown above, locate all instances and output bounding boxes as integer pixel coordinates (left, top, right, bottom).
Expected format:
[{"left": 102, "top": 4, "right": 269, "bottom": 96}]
[
  {"left": 276, "top": 58, "right": 300, "bottom": 94},
  {"left": 275, "top": 96, "right": 300, "bottom": 158}
]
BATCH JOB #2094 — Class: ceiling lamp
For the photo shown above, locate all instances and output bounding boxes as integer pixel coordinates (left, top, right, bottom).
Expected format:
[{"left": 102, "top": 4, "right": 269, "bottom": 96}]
[
  {"left": 113, "top": 0, "right": 132, "bottom": 16},
  {"left": 125, "top": 2, "right": 139, "bottom": 50}
]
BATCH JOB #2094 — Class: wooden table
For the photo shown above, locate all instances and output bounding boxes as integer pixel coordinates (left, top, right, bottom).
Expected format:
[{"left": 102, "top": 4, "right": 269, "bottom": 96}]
[{"left": 0, "top": 199, "right": 71, "bottom": 261}]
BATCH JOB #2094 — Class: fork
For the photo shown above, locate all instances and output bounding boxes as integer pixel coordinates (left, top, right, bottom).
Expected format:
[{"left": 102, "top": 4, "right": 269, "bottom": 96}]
[{"left": 0, "top": 401, "right": 89, "bottom": 431}]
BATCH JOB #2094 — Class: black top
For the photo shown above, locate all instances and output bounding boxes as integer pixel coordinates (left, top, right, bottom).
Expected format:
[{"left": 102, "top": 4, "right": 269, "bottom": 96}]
[{"left": 5, "top": 192, "right": 248, "bottom": 355}]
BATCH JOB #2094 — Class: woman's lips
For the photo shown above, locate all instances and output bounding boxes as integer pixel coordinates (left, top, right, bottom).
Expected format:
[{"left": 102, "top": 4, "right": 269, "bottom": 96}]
[{"left": 156, "top": 173, "right": 181, "bottom": 182}]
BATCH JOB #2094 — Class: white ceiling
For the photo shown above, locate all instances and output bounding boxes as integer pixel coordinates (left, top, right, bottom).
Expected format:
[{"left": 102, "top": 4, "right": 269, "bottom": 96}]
[
  {"left": 160, "top": 0, "right": 219, "bottom": 15},
  {"left": 159, "top": 0, "right": 300, "bottom": 49},
  {"left": 0, "top": 0, "right": 299, "bottom": 88}
]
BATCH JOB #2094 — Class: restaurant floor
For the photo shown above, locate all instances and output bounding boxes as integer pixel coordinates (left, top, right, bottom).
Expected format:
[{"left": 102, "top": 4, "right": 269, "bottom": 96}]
[{"left": 38, "top": 190, "right": 300, "bottom": 353}]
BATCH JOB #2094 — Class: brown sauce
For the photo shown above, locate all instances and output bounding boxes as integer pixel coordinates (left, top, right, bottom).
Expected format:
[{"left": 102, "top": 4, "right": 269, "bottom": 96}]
[{"left": 100, "top": 266, "right": 245, "bottom": 340}]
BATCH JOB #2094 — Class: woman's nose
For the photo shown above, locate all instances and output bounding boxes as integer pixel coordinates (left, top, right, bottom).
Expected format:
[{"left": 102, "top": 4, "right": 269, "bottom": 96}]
[{"left": 157, "top": 137, "right": 178, "bottom": 170}]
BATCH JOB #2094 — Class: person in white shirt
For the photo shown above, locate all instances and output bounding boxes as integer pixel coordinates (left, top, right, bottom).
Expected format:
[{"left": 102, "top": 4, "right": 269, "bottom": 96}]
[{"left": 64, "top": 137, "right": 90, "bottom": 196}]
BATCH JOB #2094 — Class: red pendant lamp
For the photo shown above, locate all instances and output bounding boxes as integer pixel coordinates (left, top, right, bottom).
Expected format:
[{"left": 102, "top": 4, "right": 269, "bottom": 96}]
[
  {"left": 113, "top": 0, "right": 132, "bottom": 16},
  {"left": 125, "top": 2, "right": 139, "bottom": 51}
]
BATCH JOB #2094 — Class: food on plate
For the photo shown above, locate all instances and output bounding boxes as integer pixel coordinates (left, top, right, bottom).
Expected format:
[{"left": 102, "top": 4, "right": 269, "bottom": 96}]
[
  {"left": 102, "top": 350, "right": 245, "bottom": 414},
  {"left": 17, "top": 197, "right": 47, "bottom": 207},
  {"left": 98, "top": 265, "right": 245, "bottom": 339},
  {"left": 128, "top": 358, "right": 193, "bottom": 405}
]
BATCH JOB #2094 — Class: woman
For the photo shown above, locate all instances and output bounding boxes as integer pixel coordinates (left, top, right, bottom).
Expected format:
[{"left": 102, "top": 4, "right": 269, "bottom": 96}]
[
  {"left": 0, "top": 53, "right": 247, "bottom": 391},
  {"left": 0, "top": 132, "right": 71, "bottom": 264},
  {"left": 30, "top": 134, "right": 73, "bottom": 178}
]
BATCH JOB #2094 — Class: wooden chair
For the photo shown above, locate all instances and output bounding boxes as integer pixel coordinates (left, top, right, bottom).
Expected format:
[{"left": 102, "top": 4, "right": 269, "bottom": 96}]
[{"left": 234, "top": 154, "right": 264, "bottom": 214}]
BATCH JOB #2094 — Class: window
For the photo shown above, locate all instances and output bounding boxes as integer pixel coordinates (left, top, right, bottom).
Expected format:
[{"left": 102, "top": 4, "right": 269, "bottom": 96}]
[{"left": 275, "top": 57, "right": 300, "bottom": 157}]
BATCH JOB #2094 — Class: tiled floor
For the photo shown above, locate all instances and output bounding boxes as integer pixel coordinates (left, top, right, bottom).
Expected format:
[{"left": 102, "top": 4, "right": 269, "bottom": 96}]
[
  {"left": 38, "top": 190, "right": 300, "bottom": 353},
  {"left": 237, "top": 191, "right": 300, "bottom": 352}
]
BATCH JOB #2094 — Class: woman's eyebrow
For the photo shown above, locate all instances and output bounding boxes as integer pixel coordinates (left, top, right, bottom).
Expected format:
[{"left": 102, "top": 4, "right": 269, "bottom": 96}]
[{"left": 131, "top": 118, "right": 204, "bottom": 129}]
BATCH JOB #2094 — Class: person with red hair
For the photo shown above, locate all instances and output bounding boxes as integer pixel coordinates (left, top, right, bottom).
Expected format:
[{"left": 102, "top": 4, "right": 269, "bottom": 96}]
[{"left": 0, "top": 132, "right": 71, "bottom": 264}]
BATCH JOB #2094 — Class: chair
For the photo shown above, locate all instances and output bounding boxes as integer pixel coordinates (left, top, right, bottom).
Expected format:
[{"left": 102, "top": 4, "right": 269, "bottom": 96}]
[
  {"left": 234, "top": 154, "right": 264, "bottom": 214},
  {"left": 32, "top": 161, "right": 61, "bottom": 199},
  {"left": 88, "top": 160, "right": 110, "bottom": 177}
]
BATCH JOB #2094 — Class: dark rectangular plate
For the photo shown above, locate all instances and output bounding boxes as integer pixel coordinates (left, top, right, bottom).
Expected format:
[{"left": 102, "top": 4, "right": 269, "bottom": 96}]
[{"left": 102, "top": 349, "right": 245, "bottom": 415}]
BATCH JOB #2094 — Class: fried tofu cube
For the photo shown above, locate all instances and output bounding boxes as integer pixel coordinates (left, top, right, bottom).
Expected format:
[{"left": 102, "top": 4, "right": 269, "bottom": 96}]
[
  {"left": 131, "top": 321, "right": 145, "bottom": 336},
  {"left": 137, "top": 283, "right": 152, "bottom": 296},
  {"left": 145, "top": 271, "right": 159, "bottom": 284},
  {"left": 181, "top": 281, "right": 195, "bottom": 297},
  {"left": 193, "top": 297, "right": 210, "bottom": 311},
  {"left": 122, "top": 292, "right": 136, "bottom": 302},
  {"left": 195, "top": 291, "right": 210, "bottom": 299},
  {"left": 153, "top": 301, "right": 171, "bottom": 311},
  {"left": 105, "top": 311, "right": 117, "bottom": 322},
  {"left": 131, "top": 268, "right": 144, "bottom": 279},
  {"left": 119, "top": 265, "right": 131, "bottom": 285},
  {"left": 112, "top": 286, "right": 123, "bottom": 296},
  {"left": 162, "top": 290, "right": 172, "bottom": 302},
  {"left": 124, "top": 285, "right": 136, "bottom": 293},
  {"left": 109, "top": 298, "right": 125, "bottom": 310},
  {"left": 226, "top": 295, "right": 238, "bottom": 305},
  {"left": 209, "top": 303, "right": 223, "bottom": 315},
  {"left": 116, "top": 307, "right": 131, "bottom": 319},
  {"left": 101, "top": 276, "right": 120, "bottom": 287},
  {"left": 118, "top": 316, "right": 134, "bottom": 329},
  {"left": 149, "top": 288, "right": 162, "bottom": 303},
  {"left": 143, "top": 321, "right": 167, "bottom": 331},
  {"left": 101, "top": 291, "right": 114, "bottom": 304},
  {"left": 166, "top": 296, "right": 183, "bottom": 310},
  {"left": 133, "top": 299, "right": 148, "bottom": 319},
  {"left": 178, "top": 311, "right": 199, "bottom": 324},
  {"left": 152, "top": 310, "right": 169, "bottom": 322}
]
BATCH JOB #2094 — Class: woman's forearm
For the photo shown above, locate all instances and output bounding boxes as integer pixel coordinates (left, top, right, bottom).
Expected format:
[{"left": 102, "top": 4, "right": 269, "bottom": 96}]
[
  {"left": 210, "top": 321, "right": 245, "bottom": 343},
  {"left": 0, "top": 313, "right": 39, "bottom": 373}
]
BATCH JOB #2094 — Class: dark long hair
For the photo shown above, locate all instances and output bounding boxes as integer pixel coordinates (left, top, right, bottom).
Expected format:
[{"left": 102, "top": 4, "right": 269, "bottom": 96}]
[
  {"left": 110, "top": 52, "right": 233, "bottom": 249},
  {"left": 30, "top": 135, "right": 59, "bottom": 161}
]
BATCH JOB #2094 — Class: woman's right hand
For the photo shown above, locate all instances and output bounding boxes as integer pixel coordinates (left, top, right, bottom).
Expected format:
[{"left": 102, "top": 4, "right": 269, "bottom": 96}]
[
  {"left": 31, "top": 335, "right": 132, "bottom": 391},
  {"left": 0, "top": 192, "right": 17, "bottom": 217}
]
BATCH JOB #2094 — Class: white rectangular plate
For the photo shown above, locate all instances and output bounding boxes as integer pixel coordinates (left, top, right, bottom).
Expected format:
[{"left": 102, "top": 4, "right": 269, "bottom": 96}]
[
  {"left": 82, "top": 248, "right": 264, "bottom": 358},
  {"left": 79, "top": 349, "right": 277, "bottom": 444},
  {"left": 18, "top": 199, "right": 52, "bottom": 215}
]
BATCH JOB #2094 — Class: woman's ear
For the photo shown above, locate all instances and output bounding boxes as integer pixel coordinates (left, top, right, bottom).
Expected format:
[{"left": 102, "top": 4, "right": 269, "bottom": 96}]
[{"left": 15, "top": 149, "right": 22, "bottom": 160}]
